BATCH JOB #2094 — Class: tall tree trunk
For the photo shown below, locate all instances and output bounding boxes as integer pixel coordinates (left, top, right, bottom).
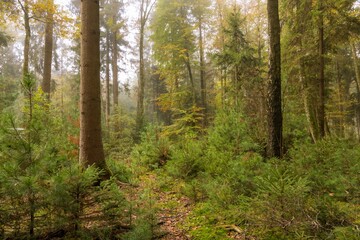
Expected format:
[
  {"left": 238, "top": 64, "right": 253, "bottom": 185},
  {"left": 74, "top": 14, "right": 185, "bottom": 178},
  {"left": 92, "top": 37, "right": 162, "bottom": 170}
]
[
  {"left": 79, "top": 0, "right": 107, "bottom": 173},
  {"left": 185, "top": 50, "right": 196, "bottom": 105},
  {"left": 199, "top": 17, "right": 207, "bottom": 126},
  {"left": 105, "top": 27, "right": 111, "bottom": 130},
  {"left": 267, "top": 0, "right": 282, "bottom": 158},
  {"left": 112, "top": 26, "right": 119, "bottom": 107},
  {"left": 318, "top": 0, "right": 325, "bottom": 138},
  {"left": 335, "top": 60, "right": 344, "bottom": 137},
  {"left": 19, "top": 0, "right": 30, "bottom": 77},
  {"left": 136, "top": 0, "right": 155, "bottom": 134},
  {"left": 351, "top": 42, "right": 360, "bottom": 140},
  {"left": 216, "top": 0, "right": 226, "bottom": 106},
  {"left": 136, "top": 0, "right": 146, "bottom": 137},
  {"left": 41, "top": 0, "right": 54, "bottom": 98}
]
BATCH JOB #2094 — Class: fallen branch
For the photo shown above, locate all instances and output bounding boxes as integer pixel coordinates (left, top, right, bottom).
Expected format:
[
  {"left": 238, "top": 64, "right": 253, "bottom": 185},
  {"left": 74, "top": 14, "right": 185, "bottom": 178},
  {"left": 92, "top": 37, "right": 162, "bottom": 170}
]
[{"left": 219, "top": 224, "right": 243, "bottom": 234}]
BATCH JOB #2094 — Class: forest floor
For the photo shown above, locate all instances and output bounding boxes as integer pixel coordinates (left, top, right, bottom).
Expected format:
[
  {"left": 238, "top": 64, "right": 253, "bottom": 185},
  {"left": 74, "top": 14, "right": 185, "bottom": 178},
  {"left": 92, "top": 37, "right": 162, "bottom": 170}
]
[
  {"left": 120, "top": 172, "right": 193, "bottom": 239},
  {"left": 120, "top": 172, "right": 246, "bottom": 240}
]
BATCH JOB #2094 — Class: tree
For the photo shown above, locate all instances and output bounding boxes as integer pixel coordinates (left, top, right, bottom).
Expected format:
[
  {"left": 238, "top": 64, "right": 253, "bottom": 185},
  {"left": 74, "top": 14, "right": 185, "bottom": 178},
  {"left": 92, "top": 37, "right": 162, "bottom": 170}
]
[
  {"left": 112, "top": 15, "right": 119, "bottom": 107},
  {"left": 318, "top": 0, "right": 325, "bottom": 138},
  {"left": 191, "top": 0, "right": 211, "bottom": 126},
  {"left": 151, "top": 0, "right": 197, "bottom": 124},
  {"left": 41, "top": 0, "right": 54, "bottom": 98},
  {"left": 18, "top": 0, "right": 31, "bottom": 77},
  {"left": 79, "top": 0, "right": 107, "bottom": 173},
  {"left": 136, "top": 0, "right": 156, "bottom": 137},
  {"left": 267, "top": 0, "right": 282, "bottom": 158},
  {"left": 214, "top": 5, "right": 256, "bottom": 109}
]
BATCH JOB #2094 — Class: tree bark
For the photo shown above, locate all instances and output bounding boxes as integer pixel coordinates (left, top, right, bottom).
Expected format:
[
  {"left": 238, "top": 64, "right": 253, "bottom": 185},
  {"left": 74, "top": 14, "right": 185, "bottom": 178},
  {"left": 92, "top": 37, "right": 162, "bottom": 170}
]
[
  {"left": 105, "top": 27, "right": 111, "bottom": 130},
  {"left": 335, "top": 60, "right": 344, "bottom": 137},
  {"left": 318, "top": 0, "right": 325, "bottom": 138},
  {"left": 351, "top": 42, "right": 360, "bottom": 140},
  {"left": 185, "top": 50, "right": 196, "bottom": 105},
  {"left": 19, "top": 0, "right": 30, "bottom": 77},
  {"left": 199, "top": 17, "right": 207, "bottom": 126},
  {"left": 112, "top": 21, "right": 119, "bottom": 107},
  {"left": 79, "top": 0, "right": 107, "bottom": 173},
  {"left": 136, "top": 0, "right": 146, "bottom": 137},
  {"left": 267, "top": 0, "right": 282, "bottom": 158},
  {"left": 42, "top": 0, "right": 54, "bottom": 98}
]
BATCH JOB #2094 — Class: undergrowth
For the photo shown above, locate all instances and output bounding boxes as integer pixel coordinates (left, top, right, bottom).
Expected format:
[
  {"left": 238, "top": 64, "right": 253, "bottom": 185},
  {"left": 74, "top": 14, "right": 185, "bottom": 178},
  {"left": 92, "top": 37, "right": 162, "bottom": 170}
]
[{"left": 131, "top": 109, "right": 360, "bottom": 239}]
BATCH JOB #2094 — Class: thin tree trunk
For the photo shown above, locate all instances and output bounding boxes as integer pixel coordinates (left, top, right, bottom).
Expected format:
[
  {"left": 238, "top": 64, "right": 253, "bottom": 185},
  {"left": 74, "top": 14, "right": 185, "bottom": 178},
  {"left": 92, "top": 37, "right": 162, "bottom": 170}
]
[
  {"left": 136, "top": 0, "right": 155, "bottom": 129},
  {"left": 112, "top": 26, "right": 119, "bottom": 107},
  {"left": 335, "top": 60, "right": 344, "bottom": 137},
  {"left": 318, "top": 0, "right": 325, "bottom": 138},
  {"left": 185, "top": 50, "right": 196, "bottom": 105},
  {"left": 105, "top": 27, "right": 111, "bottom": 130},
  {"left": 199, "top": 17, "right": 207, "bottom": 126},
  {"left": 216, "top": 0, "right": 226, "bottom": 107},
  {"left": 136, "top": 5, "right": 146, "bottom": 137},
  {"left": 42, "top": 0, "right": 54, "bottom": 98},
  {"left": 19, "top": 0, "right": 30, "bottom": 77},
  {"left": 267, "top": 0, "right": 282, "bottom": 158},
  {"left": 351, "top": 42, "right": 360, "bottom": 140},
  {"left": 79, "top": 0, "right": 107, "bottom": 174}
]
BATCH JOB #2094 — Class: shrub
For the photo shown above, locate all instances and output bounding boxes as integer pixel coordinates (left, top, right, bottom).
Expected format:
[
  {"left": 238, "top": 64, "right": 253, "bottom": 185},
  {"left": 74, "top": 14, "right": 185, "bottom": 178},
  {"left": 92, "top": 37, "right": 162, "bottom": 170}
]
[{"left": 131, "top": 125, "right": 171, "bottom": 172}]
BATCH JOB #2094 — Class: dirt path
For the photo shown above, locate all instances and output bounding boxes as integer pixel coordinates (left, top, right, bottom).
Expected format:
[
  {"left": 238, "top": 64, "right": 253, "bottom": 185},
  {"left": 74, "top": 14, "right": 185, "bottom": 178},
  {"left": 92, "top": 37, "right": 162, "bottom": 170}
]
[
  {"left": 156, "top": 190, "right": 192, "bottom": 239},
  {"left": 121, "top": 173, "right": 193, "bottom": 239}
]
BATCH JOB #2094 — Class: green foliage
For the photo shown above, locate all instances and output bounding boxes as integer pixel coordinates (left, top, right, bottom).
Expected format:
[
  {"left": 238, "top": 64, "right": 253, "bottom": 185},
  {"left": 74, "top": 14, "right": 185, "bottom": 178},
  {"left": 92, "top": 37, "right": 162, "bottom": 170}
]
[
  {"left": 158, "top": 107, "right": 360, "bottom": 239},
  {"left": 106, "top": 158, "right": 132, "bottom": 183},
  {"left": 98, "top": 178, "right": 128, "bottom": 222},
  {"left": 131, "top": 125, "right": 171, "bottom": 172},
  {"left": 104, "top": 106, "right": 136, "bottom": 161},
  {"left": 45, "top": 164, "right": 101, "bottom": 230},
  {"left": 162, "top": 105, "right": 204, "bottom": 138},
  {"left": 246, "top": 165, "right": 311, "bottom": 238},
  {"left": 121, "top": 220, "right": 153, "bottom": 240},
  {"left": 289, "top": 139, "right": 360, "bottom": 201},
  {"left": 0, "top": 79, "right": 130, "bottom": 238},
  {"left": 166, "top": 134, "right": 204, "bottom": 179}
]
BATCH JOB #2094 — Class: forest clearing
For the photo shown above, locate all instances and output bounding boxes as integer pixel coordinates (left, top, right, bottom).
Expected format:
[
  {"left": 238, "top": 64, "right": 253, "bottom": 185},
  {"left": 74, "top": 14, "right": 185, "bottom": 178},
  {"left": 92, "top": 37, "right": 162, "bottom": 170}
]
[{"left": 1, "top": 0, "right": 360, "bottom": 239}]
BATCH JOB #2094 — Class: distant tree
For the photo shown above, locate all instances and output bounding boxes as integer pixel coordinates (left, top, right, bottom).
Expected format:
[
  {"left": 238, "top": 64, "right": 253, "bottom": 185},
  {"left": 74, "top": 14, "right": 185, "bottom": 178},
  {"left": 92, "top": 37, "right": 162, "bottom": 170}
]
[
  {"left": 151, "top": 0, "right": 197, "bottom": 122},
  {"left": 213, "top": 5, "right": 255, "bottom": 110},
  {"left": 136, "top": 0, "right": 156, "bottom": 138},
  {"left": 19, "top": 0, "right": 31, "bottom": 77},
  {"left": 191, "top": 0, "right": 211, "bottom": 126}
]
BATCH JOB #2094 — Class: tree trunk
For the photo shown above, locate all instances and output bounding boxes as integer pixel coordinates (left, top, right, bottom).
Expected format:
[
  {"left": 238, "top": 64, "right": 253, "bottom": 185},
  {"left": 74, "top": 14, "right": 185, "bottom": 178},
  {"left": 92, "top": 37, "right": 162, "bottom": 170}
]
[
  {"left": 41, "top": 0, "right": 54, "bottom": 98},
  {"left": 335, "top": 60, "right": 344, "bottom": 137},
  {"left": 199, "top": 17, "right": 207, "bottom": 126},
  {"left": 136, "top": 3, "right": 146, "bottom": 138},
  {"left": 79, "top": 0, "right": 107, "bottom": 173},
  {"left": 266, "top": 0, "right": 282, "bottom": 158},
  {"left": 112, "top": 25, "right": 119, "bottom": 107},
  {"left": 318, "top": 0, "right": 325, "bottom": 138},
  {"left": 185, "top": 50, "right": 196, "bottom": 105},
  {"left": 105, "top": 27, "right": 111, "bottom": 130},
  {"left": 351, "top": 42, "right": 360, "bottom": 140},
  {"left": 20, "top": 0, "right": 30, "bottom": 77}
]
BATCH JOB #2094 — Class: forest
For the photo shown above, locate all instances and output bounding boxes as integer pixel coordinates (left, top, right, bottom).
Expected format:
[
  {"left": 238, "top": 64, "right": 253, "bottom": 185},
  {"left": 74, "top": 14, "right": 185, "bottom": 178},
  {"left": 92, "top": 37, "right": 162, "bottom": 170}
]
[{"left": 1, "top": 0, "right": 360, "bottom": 239}]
